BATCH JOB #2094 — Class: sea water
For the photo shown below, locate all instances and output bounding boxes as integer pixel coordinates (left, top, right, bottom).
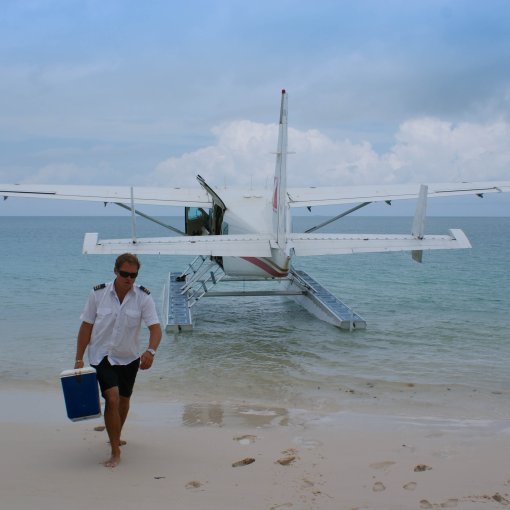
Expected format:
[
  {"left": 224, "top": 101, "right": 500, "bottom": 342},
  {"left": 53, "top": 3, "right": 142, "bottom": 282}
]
[{"left": 1, "top": 216, "right": 509, "bottom": 420}]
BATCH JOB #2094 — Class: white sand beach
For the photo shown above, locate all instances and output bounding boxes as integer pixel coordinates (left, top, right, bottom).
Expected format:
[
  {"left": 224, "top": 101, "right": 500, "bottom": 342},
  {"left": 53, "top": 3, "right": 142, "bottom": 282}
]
[{"left": 2, "top": 387, "right": 510, "bottom": 510}]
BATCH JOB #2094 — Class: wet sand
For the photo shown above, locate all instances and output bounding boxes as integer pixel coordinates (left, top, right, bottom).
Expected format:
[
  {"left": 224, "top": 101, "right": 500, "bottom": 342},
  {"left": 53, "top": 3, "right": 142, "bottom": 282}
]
[{"left": 2, "top": 388, "right": 510, "bottom": 509}]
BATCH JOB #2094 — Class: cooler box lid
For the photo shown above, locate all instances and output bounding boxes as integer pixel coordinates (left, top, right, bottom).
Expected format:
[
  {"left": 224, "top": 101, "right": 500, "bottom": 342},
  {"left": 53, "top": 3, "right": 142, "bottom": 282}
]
[{"left": 60, "top": 367, "right": 97, "bottom": 378}]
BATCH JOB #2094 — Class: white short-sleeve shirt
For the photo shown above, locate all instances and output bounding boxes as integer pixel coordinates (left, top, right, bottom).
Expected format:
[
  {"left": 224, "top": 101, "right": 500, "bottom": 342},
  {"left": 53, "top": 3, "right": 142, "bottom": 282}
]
[{"left": 80, "top": 282, "right": 160, "bottom": 366}]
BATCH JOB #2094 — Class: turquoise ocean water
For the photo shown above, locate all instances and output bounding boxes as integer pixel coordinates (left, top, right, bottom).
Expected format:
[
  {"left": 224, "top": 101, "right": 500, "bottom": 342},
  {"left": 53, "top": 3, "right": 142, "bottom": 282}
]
[{"left": 1, "top": 215, "right": 509, "bottom": 420}]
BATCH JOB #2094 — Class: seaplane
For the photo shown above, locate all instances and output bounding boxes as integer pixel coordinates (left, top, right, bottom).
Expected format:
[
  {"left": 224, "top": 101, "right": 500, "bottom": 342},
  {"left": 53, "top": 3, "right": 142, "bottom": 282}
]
[{"left": 2, "top": 90, "right": 509, "bottom": 332}]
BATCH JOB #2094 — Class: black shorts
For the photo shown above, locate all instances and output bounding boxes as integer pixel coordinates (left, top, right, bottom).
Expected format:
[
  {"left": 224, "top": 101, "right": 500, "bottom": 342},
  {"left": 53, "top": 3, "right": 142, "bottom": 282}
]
[{"left": 92, "top": 356, "right": 140, "bottom": 398}]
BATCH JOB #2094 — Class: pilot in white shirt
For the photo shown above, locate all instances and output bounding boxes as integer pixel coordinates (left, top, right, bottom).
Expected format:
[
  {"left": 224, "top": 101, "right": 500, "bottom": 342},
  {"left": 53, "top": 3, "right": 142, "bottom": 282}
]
[{"left": 74, "top": 253, "right": 162, "bottom": 468}]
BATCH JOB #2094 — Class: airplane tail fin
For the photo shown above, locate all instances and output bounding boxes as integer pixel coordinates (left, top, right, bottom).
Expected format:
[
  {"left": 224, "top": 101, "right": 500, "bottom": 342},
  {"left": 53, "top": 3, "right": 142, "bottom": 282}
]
[{"left": 272, "top": 90, "right": 289, "bottom": 248}]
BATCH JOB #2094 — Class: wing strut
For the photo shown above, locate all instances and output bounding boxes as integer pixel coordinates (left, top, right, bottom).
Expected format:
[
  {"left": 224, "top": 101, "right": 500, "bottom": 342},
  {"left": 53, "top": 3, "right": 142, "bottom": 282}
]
[
  {"left": 305, "top": 202, "right": 372, "bottom": 233},
  {"left": 114, "top": 202, "right": 186, "bottom": 236},
  {"left": 411, "top": 184, "right": 428, "bottom": 263},
  {"left": 130, "top": 187, "right": 137, "bottom": 244}
]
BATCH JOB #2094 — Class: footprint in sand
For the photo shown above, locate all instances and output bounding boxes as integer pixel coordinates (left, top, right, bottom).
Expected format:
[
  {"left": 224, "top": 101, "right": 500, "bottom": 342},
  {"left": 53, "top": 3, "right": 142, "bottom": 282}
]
[
  {"left": 414, "top": 464, "right": 432, "bottom": 472},
  {"left": 232, "top": 457, "right": 255, "bottom": 467},
  {"left": 372, "top": 482, "right": 386, "bottom": 492},
  {"left": 403, "top": 482, "right": 417, "bottom": 491},
  {"left": 276, "top": 448, "right": 298, "bottom": 465},
  {"left": 276, "top": 456, "right": 296, "bottom": 466},
  {"left": 493, "top": 493, "right": 510, "bottom": 505},
  {"left": 185, "top": 480, "right": 203, "bottom": 489},
  {"left": 420, "top": 500, "right": 433, "bottom": 509}
]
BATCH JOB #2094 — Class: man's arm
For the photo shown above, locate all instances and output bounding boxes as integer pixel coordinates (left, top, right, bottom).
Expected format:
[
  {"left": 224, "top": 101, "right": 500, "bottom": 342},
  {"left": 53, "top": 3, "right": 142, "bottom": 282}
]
[
  {"left": 74, "top": 321, "right": 93, "bottom": 369},
  {"left": 140, "top": 323, "right": 162, "bottom": 370}
]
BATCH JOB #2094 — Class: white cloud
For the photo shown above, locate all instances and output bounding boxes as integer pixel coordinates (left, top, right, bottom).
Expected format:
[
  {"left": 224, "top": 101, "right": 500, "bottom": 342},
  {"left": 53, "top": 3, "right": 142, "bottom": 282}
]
[
  {"left": 150, "top": 120, "right": 279, "bottom": 188},
  {"left": 149, "top": 117, "right": 510, "bottom": 188},
  {"left": 385, "top": 118, "right": 510, "bottom": 183}
]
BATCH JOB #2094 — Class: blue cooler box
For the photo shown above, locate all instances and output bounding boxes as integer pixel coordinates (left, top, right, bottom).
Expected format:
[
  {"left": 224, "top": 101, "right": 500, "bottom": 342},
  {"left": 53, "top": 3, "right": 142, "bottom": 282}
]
[{"left": 60, "top": 367, "right": 102, "bottom": 421}]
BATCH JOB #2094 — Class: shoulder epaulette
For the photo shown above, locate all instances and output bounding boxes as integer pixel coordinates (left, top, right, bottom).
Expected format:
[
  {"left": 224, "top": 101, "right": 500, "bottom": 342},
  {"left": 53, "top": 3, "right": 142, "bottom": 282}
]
[
  {"left": 139, "top": 285, "right": 151, "bottom": 295},
  {"left": 93, "top": 283, "right": 106, "bottom": 291}
]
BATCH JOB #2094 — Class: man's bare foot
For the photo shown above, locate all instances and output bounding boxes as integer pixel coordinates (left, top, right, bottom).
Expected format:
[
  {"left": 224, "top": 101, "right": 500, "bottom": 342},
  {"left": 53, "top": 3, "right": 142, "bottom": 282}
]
[{"left": 103, "top": 453, "right": 121, "bottom": 468}]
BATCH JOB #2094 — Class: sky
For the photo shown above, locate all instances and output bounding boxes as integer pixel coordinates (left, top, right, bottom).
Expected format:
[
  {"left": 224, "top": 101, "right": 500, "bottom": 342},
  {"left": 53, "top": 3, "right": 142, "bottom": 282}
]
[{"left": 0, "top": 0, "right": 509, "bottom": 216}]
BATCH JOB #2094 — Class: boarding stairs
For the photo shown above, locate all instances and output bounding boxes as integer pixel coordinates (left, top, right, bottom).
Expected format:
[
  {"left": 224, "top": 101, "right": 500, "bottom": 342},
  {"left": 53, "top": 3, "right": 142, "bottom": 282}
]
[
  {"left": 181, "top": 256, "right": 227, "bottom": 305},
  {"left": 286, "top": 268, "right": 366, "bottom": 330},
  {"left": 164, "top": 256, "right": 226, "bottom": 332}
]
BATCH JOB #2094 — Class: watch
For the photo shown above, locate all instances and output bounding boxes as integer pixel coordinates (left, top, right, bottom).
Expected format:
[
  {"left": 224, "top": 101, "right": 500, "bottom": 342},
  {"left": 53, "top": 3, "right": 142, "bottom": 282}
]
[{"left": 146, "top": 348, "right": 156, "bottom": 356}]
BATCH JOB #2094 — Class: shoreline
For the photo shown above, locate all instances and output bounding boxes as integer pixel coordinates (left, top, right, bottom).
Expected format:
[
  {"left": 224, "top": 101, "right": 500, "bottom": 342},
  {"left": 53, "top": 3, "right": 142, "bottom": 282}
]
[
  {"left": 2, "top": 387, "right": 510, "bottom": 509},
  {"left": 3, "top": 370, "right": 510, "bottom": 422}
]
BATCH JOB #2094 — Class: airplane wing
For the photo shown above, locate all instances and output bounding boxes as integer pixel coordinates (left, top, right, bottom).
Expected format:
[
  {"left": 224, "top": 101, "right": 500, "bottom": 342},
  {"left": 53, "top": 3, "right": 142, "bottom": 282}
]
[
  {"left": 0, "top": 184, "right": 212, "bottom": 208},
  {"left": 3, "top": 180, "right": 509, "bottom": 209},
  {"left": 83, "top": 233, "right": 274, "bottom": 256},
  {"left": 287, "top": 181, "right": 510, "bottom": 207}
]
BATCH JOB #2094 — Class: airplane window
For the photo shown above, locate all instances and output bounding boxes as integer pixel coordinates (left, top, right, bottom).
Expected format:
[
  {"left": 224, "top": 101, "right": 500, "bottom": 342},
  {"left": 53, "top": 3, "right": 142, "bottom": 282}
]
[
  {"left": 187, "top": 207, "right": 203, "bottom": 220},
  {"left": 185, "top": 207, "right": 211, "bottom": 235}
]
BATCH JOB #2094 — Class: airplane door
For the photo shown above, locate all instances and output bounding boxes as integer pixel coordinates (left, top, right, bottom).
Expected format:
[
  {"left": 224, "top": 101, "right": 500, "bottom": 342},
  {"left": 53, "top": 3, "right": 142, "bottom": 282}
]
[{"left": 196, "top": 175, "right": 226, "bottom": 236}]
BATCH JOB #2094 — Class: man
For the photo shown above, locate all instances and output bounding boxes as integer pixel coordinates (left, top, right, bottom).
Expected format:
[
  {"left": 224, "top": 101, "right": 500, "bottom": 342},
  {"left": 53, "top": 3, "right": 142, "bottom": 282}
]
[{"left": 74, "top": 253, "right": 162, "bottom": 468}]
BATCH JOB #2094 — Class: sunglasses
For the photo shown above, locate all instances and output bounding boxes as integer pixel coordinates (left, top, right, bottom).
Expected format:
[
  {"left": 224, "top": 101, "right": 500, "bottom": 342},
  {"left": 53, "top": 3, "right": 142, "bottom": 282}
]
[{"left": 118, "top": 270, "right": 138, "bottom": 278}]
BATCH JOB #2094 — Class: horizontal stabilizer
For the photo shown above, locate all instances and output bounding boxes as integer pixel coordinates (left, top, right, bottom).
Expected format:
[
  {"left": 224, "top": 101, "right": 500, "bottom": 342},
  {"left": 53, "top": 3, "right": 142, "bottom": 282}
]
[{"left": 287, "top": 229, "right": 471, "bottom": 256}]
